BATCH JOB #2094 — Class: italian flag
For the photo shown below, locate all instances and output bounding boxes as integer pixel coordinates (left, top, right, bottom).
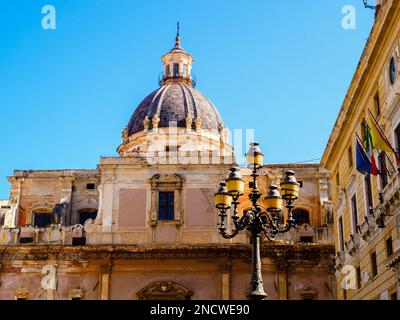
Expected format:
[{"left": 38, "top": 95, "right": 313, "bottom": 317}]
[{"left": 364, "top": 123, "right": 379, "bottom": 176}]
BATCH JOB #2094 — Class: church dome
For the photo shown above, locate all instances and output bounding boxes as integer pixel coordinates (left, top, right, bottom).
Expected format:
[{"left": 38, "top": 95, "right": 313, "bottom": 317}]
[
  {"left": 127, "top": 82, "right": 224, "bottom": 135},
  {"left": 125, "top": 25, "right": 224, "bottom": 137}
]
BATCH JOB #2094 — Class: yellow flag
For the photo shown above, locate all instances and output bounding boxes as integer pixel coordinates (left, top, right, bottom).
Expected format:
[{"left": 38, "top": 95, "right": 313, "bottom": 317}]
[{"left": 369, "top": 121, "right": 392, "bottom": 152}]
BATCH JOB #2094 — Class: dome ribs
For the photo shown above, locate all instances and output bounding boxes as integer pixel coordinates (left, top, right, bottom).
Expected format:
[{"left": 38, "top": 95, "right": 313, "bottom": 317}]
[{"left": 126, "top": 83, "right": 223, "bottom": 135}]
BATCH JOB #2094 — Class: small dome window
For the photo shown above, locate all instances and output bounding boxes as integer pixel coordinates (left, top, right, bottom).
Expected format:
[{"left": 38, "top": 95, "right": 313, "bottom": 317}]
[
  {"left": 390, "top": 57, "right": 396, "bottom": 85},
  {"left": 173, "top": 63, "right": 179, "bottom": 78}
]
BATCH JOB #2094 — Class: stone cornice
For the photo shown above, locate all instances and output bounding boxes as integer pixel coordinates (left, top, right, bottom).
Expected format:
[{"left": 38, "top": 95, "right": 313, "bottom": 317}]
[
  {"left": 0, "top": 244, "right": 335, "bottom": 261},
  {"left": 10, "top": 170, "right": 100, "bottom": 179}
]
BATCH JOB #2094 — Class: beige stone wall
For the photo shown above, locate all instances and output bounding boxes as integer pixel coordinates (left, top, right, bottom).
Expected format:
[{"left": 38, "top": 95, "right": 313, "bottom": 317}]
[
  {"left": 0, "top": 245, "right": 334, "bottom": 300},
  {"left": 6, "top": 170, "right": 100, "bottom": 228},
  {"left": 0, "top": 129, "right": 334, "bottom": 301},
  {"left": 1, "top": 160, "right": 331, "bottom": 247}
]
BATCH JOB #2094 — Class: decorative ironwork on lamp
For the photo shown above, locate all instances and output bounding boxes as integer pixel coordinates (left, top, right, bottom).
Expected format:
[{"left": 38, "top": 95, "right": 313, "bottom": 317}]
[{"left": 214, "top": 142, "right": 300, "bottom": 300}]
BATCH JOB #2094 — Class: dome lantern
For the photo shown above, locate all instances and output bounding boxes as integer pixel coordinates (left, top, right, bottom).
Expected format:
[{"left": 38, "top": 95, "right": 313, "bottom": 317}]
[
  {"left": 119, "top": 27, "right": 232, "bottom": 159},
  {"left": 161, "top": 22, "right": 194, "bottom": 86}
]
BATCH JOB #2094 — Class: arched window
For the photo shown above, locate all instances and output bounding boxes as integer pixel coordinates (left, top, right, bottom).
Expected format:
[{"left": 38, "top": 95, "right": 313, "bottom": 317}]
[
  {"left": 33, "top": 208, "right": 52, "bottom": 228},
  {"left": 78, "top": 208, "right": 98, "bottom": 225},
  {"left": 292, "top": 209, "right": 310, "bottom": 226}
]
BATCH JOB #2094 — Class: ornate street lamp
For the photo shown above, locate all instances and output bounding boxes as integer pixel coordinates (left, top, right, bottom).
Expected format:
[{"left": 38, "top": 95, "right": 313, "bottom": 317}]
[{"left": 214, "top": 142, "right": 300, "bottom": 300}]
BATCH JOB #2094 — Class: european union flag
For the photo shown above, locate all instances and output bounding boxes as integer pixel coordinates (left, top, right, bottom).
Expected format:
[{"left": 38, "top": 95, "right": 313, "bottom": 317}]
[{"left": 356, "top": 140, "right": 372, "bottom": 175}]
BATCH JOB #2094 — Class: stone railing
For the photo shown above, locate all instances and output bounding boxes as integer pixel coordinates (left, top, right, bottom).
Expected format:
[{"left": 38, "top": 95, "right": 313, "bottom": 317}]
[
  {"left": 102, "top": 151, "right": 235, "bottom": 166},
  {"left": 275, "top": 224, "right": 333, "bottom": 244},
  {"left": 315, "top": 226, "right": 333, "bottom": 244},
  {"left": 0, "top": 224, "right": 87, "bottom": 246}
]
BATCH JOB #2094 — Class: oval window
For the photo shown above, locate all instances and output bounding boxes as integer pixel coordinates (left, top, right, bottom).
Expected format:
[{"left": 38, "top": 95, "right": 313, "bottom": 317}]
[{"left": 390, "top": 57, "right": 396, "bottom": 85}]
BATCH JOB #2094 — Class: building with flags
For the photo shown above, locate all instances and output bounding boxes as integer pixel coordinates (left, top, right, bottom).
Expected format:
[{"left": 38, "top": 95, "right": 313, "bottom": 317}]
[{"left": 321, "top": 0, "right": 400, "bottom": 300}]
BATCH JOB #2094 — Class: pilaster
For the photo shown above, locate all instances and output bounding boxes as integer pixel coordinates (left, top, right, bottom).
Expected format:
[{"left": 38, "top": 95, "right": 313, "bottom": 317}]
[{"left": 219, "top": 262, "right": 231, "bottom": 300}]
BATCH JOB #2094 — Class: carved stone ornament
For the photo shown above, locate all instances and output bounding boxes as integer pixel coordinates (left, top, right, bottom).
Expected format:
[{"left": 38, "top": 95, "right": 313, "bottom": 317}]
[
  {"left": 194, "top": 117, "right": 202, "bottom": 131},
  {"left": 122, "top": 126, "right": 130, "bottom": 144},
  {"left": 0, "top": 243, "right": 335, "bottom": 262},
  {"left": 83, "top": 218, "right": 101, "bottom": 233},
  {"left": 103, "top": 176, "right": 115, "bottom": 184},
  {"left": 185, "top": 115, "right": 193, "bottom": 130},
  {"left": 20, "top": 225, "right": 37, "bottom": 233},
  {"left": 299, "top": 286, "right": 318, "bottom": 300},
  {"left": 143, "top": 116, "right": 150, "bottom": 132},
  {"left": 71, "top": 223, "right": 84, "bottom": 235},
  {"left": 68, "top": 288, "right": 85, "bottom": 300},
  {"left": 74, "top": 199, "right": 98, "bottom": 212},
  {"left": 322, "top": 201, "right": 334, "bottom": 225},
  {"left": 15, "top": 289, "right": 29, "bottom": 300},
  {"left": 149, "top": 174, "right": 184, "bottom": 190},
  {"left": 152, "top": 115, "right": 160, "bottom": 129},
  {"left": 137, "top": 281, "right": 192, "bottom": 300},
  {"left": 337, "top": 188, "right": 347, "bottom": 212}
]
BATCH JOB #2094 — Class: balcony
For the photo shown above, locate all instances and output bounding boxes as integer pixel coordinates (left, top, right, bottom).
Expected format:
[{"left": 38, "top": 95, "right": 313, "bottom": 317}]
[
  {"left": 375, "top": 173, "right": 400, "bottom": 228},
  {"left": 158, "top": 72, "right": 197, "bottom": 87},
  {"left": 359, "top": 215, "right": 378, "bottom": 241},
  {"left": 335, "top": 251, "right": 347, "bottom": 270},
  {"left": 345, "top": 233, "right": 362, "bottom": 256},
  {"left": 385, "top": 248, "right": 400, "bottom": 270}
]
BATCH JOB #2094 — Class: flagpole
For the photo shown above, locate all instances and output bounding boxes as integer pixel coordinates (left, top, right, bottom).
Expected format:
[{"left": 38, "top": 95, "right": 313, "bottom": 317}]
[
  {"left": 355, "top": 132, "right": 373, "bottom": 155},
  {"left": 360, "top": 123, "right": 394, "bottom": 176},
  {"left": 355, "top": 132, "right": 380, "bottom": 176},
  {"left": 367, "top": 109, "right": 400, "bottom": 164},
  {"left": 355, "top": 132, "right": 364, "bottom": 146},
  {"left": 384, "top": 152, "right": 395, "bottom": 177}
]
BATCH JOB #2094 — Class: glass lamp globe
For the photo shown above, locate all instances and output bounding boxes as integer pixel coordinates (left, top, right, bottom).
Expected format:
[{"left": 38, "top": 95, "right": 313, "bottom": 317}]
[
  {"left": 280, "top": 170, "right": 300, "bottom": 201},
  {"left": 245, "top": 142, "right": 264, "bottom": 169},
  {"left": 264, "top": 185, "right": 283, "bottom": 213},
  {"left": 225, "top": 167, "right": 245, "bottom": 197},
  {"left": 214, "top": 183, "right": 232, "bottom": 210}
]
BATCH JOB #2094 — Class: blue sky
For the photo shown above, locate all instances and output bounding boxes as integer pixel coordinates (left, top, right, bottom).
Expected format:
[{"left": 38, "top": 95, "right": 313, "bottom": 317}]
[{"left": 0, "top": 0, "right": 375, "bottom": 199}]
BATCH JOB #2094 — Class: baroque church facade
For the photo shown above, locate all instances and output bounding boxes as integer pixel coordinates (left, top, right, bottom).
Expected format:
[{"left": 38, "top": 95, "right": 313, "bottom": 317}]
[{"left": 0, "top": 32, "right": 335, "bottom": 300}]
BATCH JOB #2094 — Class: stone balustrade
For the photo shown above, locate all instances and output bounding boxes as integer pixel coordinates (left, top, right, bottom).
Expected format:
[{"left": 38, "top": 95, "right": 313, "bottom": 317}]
[{"left": 0, "top": 224, "right": 87, "bottom": 246}]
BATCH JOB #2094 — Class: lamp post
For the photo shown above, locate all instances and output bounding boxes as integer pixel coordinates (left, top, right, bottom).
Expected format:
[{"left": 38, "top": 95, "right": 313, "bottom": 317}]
[{"left": 214, "top": 142, "right": 300, "bottom": 300}]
